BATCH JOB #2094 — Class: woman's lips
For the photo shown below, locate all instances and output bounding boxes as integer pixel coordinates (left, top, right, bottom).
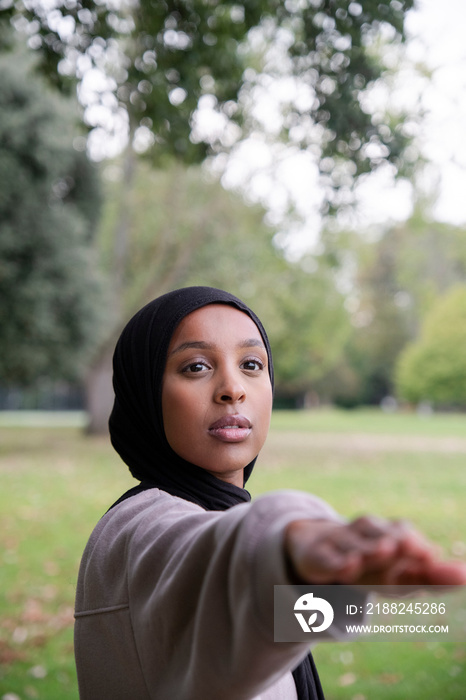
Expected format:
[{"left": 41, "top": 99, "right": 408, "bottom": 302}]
[{"left": 208, "top": 414, "right": 252, "bottom": 442}]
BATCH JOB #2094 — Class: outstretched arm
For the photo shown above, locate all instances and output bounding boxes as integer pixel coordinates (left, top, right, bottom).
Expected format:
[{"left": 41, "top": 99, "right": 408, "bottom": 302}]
[{"left": 284, "top": 515, "right": 466, "bottom": 587}]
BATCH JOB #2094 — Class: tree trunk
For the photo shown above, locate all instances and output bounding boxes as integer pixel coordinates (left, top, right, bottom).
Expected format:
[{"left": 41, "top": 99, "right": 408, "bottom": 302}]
[
  {"left": 84, "top": 134, "right": 136, "bottom": 435},
  {"left": 84, "top": 345, "right": 114, "bottom": 435}
]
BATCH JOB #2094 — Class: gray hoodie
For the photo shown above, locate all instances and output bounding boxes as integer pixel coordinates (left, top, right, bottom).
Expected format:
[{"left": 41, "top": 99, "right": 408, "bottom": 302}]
[{"left": 74, "top": 488, "right": 340, "bottom": 700}]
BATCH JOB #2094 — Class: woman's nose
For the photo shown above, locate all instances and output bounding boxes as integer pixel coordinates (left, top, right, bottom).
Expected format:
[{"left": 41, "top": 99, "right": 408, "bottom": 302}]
[{"left": 214, "top": 368, "right": 246, "bottom": 404}]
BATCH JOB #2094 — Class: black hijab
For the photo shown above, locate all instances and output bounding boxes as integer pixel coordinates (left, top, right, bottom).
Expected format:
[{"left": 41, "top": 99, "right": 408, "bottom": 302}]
[{"left": 108, "top": 286, "right": 325, "bottom": 700}]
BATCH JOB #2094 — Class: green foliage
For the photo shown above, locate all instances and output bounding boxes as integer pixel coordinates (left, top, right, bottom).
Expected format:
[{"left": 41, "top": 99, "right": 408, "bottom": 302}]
[
  {"left": 341, "top": 230, "right": 413, "bottom": 404},
  {"left": 0, "top": 48, "right": 104, "bottom": 385},
  {"left": 395, "top": 286, "right": 466, "bottom": 407},
  {"left": 314, "top": 227, "right": 414, "bottom": 405},
  {"left": 393, "top": 210, "right": 466, "bottom": 315},
  {"left": 5, "top": 0, "right": 416, "bottom": 207},
  {"left": 1, "top": 0, "right": 421, "bottom": 413},
  {"left": 97, "top": 160, "right": 284, "bottom": 313},
  {"left": 260, "top": 260, "right": 351, "bottom": 400},
  {"left": 97, "top": 159, "right": 350, "bottom": 395},
  {"left": 318, "top": 210, "right": 466, "bottom": 406}
]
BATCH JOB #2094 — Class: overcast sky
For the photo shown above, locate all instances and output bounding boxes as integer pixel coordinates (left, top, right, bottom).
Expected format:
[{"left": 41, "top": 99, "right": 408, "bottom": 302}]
[{"left": 405, "top": 0, "right": 466, "bottom": 225}]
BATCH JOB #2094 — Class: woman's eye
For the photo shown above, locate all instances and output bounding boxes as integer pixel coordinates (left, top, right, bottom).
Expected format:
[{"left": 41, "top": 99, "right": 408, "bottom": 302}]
[
  {"left": 183, "top": 362, "right": 209, "bottom": 374},
  {"left": 241, "top": 359, "right": 263, "bottom": 371}
]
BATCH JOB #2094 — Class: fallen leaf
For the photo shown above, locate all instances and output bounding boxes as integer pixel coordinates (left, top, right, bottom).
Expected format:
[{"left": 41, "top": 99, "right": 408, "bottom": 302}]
[
  {"left": 339, "top": 672, "right": 357, "bottom": 687},
  {"left": 378, "top": 673, "right": 403, "bottom": 685},
  {"left": 28, "top": 665, "right": 47, "bottom": 679},
  {"left": 12, "top": 627, "right": 28, "bottom": 644},
  {"left": 23, "top": 599, "right": 45, "bottom": 623},
  {"left": 0, "top": 640, "right": 27, "bottom": 665}
]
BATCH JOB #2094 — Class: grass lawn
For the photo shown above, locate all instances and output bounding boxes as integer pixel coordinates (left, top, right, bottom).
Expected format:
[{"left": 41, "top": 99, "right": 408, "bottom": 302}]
[
  {"left": 0, "top": 408, "right": 465, "bottom": 699},
  {"left": 270, "top": 406, "right": 466, "bottom": 437}
]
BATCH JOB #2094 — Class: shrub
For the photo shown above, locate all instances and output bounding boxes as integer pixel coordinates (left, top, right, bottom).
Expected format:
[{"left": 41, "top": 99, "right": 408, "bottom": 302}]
[{"left": 395, "top": 286, "right": 466, "bottom": 407}]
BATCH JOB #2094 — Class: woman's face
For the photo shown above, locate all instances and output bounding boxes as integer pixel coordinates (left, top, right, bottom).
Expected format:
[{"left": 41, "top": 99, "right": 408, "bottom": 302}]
[{"left": 162, "top": 304, "right": 273, "bottom": 487}]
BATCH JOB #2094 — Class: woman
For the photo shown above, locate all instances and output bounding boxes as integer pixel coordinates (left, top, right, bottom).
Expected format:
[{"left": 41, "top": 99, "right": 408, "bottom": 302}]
[{"left": 74, "top": 286, "right": 466, "bottom": 699}]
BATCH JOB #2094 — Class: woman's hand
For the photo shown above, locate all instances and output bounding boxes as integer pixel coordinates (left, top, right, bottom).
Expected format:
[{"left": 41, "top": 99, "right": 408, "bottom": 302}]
[{"left": 284, "top": 516, "right": 466, "bottom": 587}]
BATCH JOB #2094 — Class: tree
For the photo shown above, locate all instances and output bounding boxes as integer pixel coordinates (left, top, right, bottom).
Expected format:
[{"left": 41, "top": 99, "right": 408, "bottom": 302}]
[
  {"left": 5, "top": 0, "right": 416, "bottom": 197},
  {"left": 85, "top": 159, "right": 350, "bottom": 430},
  {"left": 0, "top": 46, "right": 104, "bottom": 385},
  {"left": 261, "top": 258, "right": 351, "bottom": 404},
  {"left": 3, "top": 1, "right": 418, "bottom": 428},
  {"left": 5, "top": 0, "right": 419, "bottom": 298},
  {"left": 395, "top": 286, "right": 466, "bottom": 408},
  {"left": 334, "top": 226, "right": 414, "bottom": 405},
  {"left": 314, "top": 203, "right": 466, "bottom": 406}
]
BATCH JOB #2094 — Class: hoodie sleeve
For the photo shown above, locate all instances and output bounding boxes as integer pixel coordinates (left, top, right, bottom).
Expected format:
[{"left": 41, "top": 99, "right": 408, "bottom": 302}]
[{"left": 74, "top": 488, "right": 340, "bottom": 700}]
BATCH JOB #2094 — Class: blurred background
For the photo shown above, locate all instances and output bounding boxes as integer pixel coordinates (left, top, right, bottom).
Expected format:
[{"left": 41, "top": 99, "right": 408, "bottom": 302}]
[{"left": 0, "top": 0, "right": 465, "bottom": 698}]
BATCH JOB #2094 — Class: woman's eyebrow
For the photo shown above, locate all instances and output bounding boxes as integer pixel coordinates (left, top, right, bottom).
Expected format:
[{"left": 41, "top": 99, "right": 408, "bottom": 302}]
[
  {"left": 241, "top": 338, "right": 266, "bottom": 350},
  {"left": 170, "top": 341, "right": 213, "bottom": 355},
  {"left": 170, "top": 338, "right": 265, "bottom": 355}
]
